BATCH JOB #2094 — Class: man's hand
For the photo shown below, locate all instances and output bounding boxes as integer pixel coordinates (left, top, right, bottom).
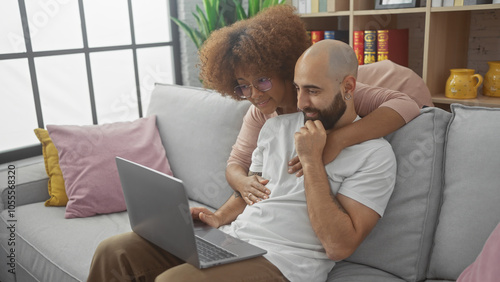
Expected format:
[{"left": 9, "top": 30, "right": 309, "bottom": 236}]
[
  {"left": 294, "top": 120, "right": 327, "bottom": 165},
  {"left": 190, "top": 207, "right": 221, "bottom": 228}
]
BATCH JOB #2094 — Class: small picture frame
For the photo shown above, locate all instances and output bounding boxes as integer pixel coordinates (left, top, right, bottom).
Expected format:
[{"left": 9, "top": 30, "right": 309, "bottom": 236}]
[{"left": 375, "top": 0, "right": 419, "bottom": 9}]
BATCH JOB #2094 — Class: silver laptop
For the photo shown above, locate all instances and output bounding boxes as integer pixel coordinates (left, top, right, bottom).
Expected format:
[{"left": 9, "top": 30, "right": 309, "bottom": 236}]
[{"left": 116, "top": 157, "right": 266, "bottom": 269}]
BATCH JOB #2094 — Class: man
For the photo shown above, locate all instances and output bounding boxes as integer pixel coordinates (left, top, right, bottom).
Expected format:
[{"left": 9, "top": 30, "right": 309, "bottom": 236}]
[{"left": 88, "top": 40, "right": 396, "bottom": 282}]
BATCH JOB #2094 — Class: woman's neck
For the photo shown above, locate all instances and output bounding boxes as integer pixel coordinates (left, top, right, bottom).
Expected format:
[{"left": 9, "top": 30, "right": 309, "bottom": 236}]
[{"left": 277, "top": 84, "right": 298, "bottom": 115}]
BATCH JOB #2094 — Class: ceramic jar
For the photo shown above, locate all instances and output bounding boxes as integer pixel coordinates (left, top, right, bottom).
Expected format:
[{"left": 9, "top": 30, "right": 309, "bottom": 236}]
[
  {"left": 445, "top": 69, "right": 483, "bottom": 99},
  {"left": 484, "top": 61, "right": 500, "bottom": 97}
]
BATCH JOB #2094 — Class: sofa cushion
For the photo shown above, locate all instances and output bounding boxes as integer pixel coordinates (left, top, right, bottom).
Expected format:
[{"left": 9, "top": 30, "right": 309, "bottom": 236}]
[
  {"left": 0, "top": 203, "right": 131, "bottom": 282},
  {"left": 428, "top": 104, "right": 500, "bottom": 280},
  {"left": 47, "top": 115, "right": 172, "bottom": 219},
  {"left": 34, "top": 128, "right": 68, "bottom": 206},
  {"left": 0, "top": 156, "right": 49, "bottom": 211},
  {"left": 0, "top": 197, "right": 214, "bottom": 282},
  {"left": 345, "top": 107, "right": 451, "bottom": 282},
  {"left": 327, "top": 261, "right": 405, "bottom": 282},
  {"left": 146, "top": 84, "right": 251, "bottom": 209}
]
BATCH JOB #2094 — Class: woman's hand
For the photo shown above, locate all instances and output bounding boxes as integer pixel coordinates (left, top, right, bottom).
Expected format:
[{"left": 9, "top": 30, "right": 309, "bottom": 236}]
[
  {"left": 191, "top": 207, "right": 221, "bottom": 228},
  {"left": 239, "top": 174, "right": 270, "bottom": 205},
  {"left": 226, "top": 164, "right": 270, "bottom": 206}
]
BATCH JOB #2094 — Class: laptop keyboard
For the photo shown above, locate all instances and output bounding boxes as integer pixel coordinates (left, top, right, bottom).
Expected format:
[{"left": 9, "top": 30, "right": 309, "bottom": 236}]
[{"left": 195, "top": 236, "right": 237, "bottom": 262}]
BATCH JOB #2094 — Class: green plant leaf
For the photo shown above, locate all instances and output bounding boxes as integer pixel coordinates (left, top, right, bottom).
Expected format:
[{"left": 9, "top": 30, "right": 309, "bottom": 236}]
[
  {"left": 174, "top": 0, "right": 283, "bottom": 50},
  {"left": 218, "top": 12, "right": 226, "bottom": 28},
  {"left": 193, "top": 29, "right": 206, "bottom": 45},
  {"left": 171, "top": 17, "right": 202, "bottom": 49},
  {"left": 203, "top": 0, "right": 216, "bottom": 31},
  {"left": 233, "top": 0, "right": 247, "bottom": 20},
  {"left": 248, "top": 0, "right": 259, "bottom": 18},
  {"left": 194, "top": 6, "right": 210, "bottom": 38}
]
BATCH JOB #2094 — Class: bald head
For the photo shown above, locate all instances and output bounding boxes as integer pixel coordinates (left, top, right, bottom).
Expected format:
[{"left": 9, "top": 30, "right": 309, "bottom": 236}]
[{"left": 298, "top": 40, "right": 358, "bottom": 82}]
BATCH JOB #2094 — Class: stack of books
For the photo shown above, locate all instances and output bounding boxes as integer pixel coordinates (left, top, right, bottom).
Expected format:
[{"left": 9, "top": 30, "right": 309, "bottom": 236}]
[
  {"left": 294, "top": 0, "right": 349, "bottom": 13},
  {"left": 353, "top": 29, "right": 409, "bottom": 67},
  {"left": 310, "top": 30, "right": 349, "bottom": 44}
]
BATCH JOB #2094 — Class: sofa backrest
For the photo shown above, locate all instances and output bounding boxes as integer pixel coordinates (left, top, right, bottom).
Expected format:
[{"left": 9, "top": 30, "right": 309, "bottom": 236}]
[
  {"left": 346, "top": 107, "right": 452, "bottom": 282},
  {"left": 427, "top": 104, "right": 500, "bottom": 280},
  {"left": 146, "top": 84, "right": 251, "bottom": 209}
]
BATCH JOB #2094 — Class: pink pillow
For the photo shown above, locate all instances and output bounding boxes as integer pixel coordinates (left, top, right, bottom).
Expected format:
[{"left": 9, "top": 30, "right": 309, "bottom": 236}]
[
  {"left": 457, "top": 221, "right": 500, "bottom": 282},
  {"left": 47, "top": 115, "right": 172, "bottom": 219}
]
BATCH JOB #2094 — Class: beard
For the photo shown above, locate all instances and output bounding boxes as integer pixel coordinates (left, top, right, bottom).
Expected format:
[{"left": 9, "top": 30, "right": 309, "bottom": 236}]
[{"left": 302, "top": 91, "right": 347, "bottom": 130}]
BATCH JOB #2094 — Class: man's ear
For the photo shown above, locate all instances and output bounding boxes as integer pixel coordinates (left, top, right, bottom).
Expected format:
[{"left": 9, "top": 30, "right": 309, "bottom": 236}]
[{"left": 342, "top": 76, "right": 356, "bottom": 95}]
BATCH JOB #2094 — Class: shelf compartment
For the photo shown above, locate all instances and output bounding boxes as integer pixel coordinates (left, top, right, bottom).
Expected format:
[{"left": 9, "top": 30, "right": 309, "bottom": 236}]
[
  {"left": 301, "top": 15, "right": 349, "bottom": 31},
  {"left": 431, "top": 3, "right": 500, "bottom": 12},
  {"left": 300, "top": 11, "right": 350, "bottom": 17},
  {"left": 354, "top": 7, "right": 427, "bottom": 15},
  {"left": 425, "top": 11, "right": 471, "bottom": 95},
  {"left": 432, "top": 93, "right": 500, "bottom": 108}
]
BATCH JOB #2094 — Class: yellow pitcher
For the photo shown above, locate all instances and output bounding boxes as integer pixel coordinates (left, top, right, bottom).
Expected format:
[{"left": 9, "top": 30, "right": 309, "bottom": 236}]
[
  {"left": 445, "top": 69, "right": 483, "bottom": 99},
  {"left": 484, "top": 61, "right": 500, "bottom": 97}
]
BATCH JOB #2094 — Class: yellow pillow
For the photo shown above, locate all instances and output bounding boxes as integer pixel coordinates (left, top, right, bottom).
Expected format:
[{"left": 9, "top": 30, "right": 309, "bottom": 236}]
[{"left": 34, "top": 128, "right": 68, "bottom": 206}]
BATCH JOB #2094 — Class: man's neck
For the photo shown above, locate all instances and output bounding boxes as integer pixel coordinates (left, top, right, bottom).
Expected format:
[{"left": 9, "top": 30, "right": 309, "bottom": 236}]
[{"left": 327, "top": 110, "right": 357, "bottom": 134}]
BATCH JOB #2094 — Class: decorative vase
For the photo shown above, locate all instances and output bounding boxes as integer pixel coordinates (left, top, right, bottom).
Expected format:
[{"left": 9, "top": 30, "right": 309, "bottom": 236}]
[
  {"left": 445, "top": 69, "right": 483, "bottom": 99},
  {"left": 484, "top": 61, "right": 500, "bottom": 97}
]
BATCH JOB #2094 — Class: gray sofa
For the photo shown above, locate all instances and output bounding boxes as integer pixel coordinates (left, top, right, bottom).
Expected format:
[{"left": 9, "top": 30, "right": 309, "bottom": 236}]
[{"left": 1, "top": 83, "right": 500, "bottom": 282}]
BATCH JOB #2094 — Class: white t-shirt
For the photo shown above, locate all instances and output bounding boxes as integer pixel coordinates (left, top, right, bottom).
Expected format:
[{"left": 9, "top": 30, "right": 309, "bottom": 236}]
[{"left": 219, "top": 112, "right": 396, "bottom": 281}]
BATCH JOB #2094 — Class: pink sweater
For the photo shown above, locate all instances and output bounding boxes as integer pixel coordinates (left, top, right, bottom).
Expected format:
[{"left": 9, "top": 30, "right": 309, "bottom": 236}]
[{"left": 228, "top": 82, "right": 421, "bottom": 171}]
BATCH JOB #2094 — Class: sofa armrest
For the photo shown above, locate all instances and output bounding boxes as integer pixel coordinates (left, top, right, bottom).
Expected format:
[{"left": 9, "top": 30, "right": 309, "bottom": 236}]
[{"left": 0, "top": 156, "right": 50, "bottom": 211}]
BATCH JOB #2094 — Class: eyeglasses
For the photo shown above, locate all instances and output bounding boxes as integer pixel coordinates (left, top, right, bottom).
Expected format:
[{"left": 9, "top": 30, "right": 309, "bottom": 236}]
[{"left": 233, "top": 77, "right": 273, "bottom": 99}]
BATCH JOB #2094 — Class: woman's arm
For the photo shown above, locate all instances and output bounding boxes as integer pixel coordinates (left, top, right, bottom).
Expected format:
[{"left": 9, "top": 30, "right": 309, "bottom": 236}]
[
  {"left": 323, "top": 83, "right": 419, "bottom": 164},
  {"left": 322, "top": 106, "right": 404, "bottom": 164},
  {"left": 226, "top": 106, "right": 273, "bottom": 204}
]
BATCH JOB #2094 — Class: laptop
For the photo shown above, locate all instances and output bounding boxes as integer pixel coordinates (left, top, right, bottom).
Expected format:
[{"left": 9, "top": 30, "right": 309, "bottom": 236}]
[{"left": 116, "top": 157, "right": 267, "bottom": 269}]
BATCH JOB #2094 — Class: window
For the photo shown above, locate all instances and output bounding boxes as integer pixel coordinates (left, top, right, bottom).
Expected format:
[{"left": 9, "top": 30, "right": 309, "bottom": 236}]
[{"left": 0, "top": 0, "right": 182, "bottom": 163}]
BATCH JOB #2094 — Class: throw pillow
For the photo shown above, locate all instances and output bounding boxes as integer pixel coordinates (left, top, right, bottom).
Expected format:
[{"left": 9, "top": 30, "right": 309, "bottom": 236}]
[
  {"left": 34, "top": 128, "right": 69, "bottom": 206},
  {"left": 47, "top": 115, "right": 172, "bottom": 219},
  {"left": 457, "top": 221, "right": 500, "bottom": 282}
]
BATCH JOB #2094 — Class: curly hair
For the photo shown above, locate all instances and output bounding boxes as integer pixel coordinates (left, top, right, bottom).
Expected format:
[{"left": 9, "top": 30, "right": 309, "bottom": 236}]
[{"left": 198, "top": 5, "right": 311, "bottom": 100}]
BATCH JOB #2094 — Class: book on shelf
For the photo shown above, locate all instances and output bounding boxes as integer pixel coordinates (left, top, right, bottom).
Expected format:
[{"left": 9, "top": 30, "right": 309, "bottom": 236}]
[
  {"left": 310, "top": 30, "right": 348, "bottom": 45},
  {"left": 311, "top": 0, "right": 319, "bottom": 13},
  {"left": 311, "top": 31, "right": 324, "bottom": 44},
  {"left": 354, "top": 29, "right": 409, "bottom": 67},
  {"left": 324, "top": 30, "right": 348, "bottom": 44},
  {"left": 327, "top": 0, "right": 349, "bottom": 12},
  {"left": 377, "top": 29, "right": 409, "bottom": 67},
  {"left": 298, "top": 0, "right": 307, "bottom": 13},
  {"left": 319, "top": 0, "right": 327, "bottom": 12},
  {"left": 432, "top": 0, "right": 443, "bottom": 6},
  {"left": 295, "top": 0, "right": 347, "bottom": 13},
  {"left": 353, "top": 30, "right": 364, "bottom": 65},
  {"left": 364, "top": 30, "right": 377, "bottom": 65}
]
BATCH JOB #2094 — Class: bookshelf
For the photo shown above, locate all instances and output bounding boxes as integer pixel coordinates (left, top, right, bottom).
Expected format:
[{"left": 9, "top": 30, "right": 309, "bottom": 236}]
[{"left": 298, "top": 0, "right": 500, "bottom": 109}]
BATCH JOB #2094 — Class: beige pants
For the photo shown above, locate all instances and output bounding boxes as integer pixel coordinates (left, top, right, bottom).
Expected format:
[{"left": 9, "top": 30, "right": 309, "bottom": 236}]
[{"left": 87, "top": 232, "right": 288, "bottom": 282}]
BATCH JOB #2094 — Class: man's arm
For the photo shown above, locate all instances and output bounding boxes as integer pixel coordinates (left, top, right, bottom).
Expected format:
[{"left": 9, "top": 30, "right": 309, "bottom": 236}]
[
  {"left": 295, "top": 120, "right": 381, "bottom": 261},
  {"left": 191, "top": 191, "right": 247, "bottom": 228}
]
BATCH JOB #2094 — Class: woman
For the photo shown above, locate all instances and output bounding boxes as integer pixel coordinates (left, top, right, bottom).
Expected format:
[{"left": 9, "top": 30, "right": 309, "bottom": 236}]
[{"left": 199, "top": 5, "right": 422, "bottom": 205}]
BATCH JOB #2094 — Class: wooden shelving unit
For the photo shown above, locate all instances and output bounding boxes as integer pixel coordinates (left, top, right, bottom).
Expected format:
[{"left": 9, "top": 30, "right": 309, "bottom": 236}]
[{"left": 299, "top": 0, "right": 500, "bottom": 109}]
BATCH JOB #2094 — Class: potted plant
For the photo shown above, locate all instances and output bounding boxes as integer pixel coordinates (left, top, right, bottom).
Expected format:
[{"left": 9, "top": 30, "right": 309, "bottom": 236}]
[{"left": 172, "top": 0, "right": 285, "bottom": 49}]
